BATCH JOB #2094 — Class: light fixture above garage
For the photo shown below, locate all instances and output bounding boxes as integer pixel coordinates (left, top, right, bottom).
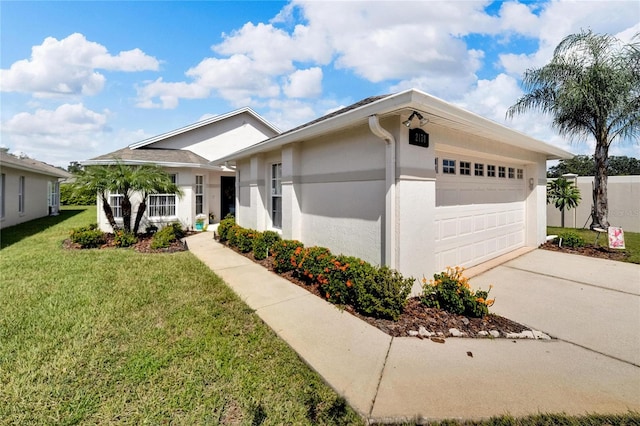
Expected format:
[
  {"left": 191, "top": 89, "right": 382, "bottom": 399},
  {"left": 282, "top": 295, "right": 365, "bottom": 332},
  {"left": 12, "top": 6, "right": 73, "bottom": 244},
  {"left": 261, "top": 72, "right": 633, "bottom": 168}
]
[{"left": 403, "top": 111, "right": 429, "bottom": 128}]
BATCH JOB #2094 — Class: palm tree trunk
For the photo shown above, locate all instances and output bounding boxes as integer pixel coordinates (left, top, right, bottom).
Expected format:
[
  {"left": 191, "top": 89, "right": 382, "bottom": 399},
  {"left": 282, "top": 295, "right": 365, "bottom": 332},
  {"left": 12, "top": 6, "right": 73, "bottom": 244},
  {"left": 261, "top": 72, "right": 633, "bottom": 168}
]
[
  {"left": 122, "top": 197, "right": 132, "bottom": 233},
  {"left": 591, "top": 142, "right": 610, "bottom": 229},
  {"left": 133, "top": 198, "right": 147, "bottom": 235},
  {"left": 101, "top": 194, "right": 119, "bottom": 231}
]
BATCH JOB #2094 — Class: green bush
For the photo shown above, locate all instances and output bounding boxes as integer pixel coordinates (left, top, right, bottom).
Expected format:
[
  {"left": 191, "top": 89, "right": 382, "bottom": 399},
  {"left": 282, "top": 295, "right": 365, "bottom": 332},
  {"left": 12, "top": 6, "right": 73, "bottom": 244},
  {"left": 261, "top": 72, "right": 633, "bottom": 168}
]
[
  {"left": 322, "top": 255, "right": 366, "bottom": 306},
  {"left": 151, "top": 223, "right": 183, "bottom": 249},
  {"left": 70, "top": 224, "right": 105, "bottom": 248},
  {"left": 113, "top": 230, "right": 137, "bottom": 248},
  {"left": 217, "top": 217, "right": 236, "bottom": 242},
  {"left": 60, "top": 183, "right": 96, "bottom": 205},
  {"left": 421, "top": 266, "right": 494, "bottom": 318},
  {"left": 353, "top": 266, "right": 413, "bottom": 320},
  {"left": 252, "top": 230, "right": 281, "bottom": 260},
  {"left": 272, "top": 239, "right": 305, "bottom": 273},
  {"left": 228, "top": 227, "right": 255, "bottom": 253},
  {"left": 294, "top": 246, "right": 335, "bottom": 284},
  {"left": 558, "top": 230, "right": 586, "bottom": 248}
]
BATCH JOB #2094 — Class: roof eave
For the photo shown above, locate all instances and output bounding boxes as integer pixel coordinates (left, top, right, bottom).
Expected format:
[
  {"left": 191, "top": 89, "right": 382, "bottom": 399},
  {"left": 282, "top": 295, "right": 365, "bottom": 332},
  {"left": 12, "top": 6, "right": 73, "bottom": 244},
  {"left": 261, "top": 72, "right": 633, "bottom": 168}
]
[{"left": 80, "top": 159, "right": 225, "bottom": 171}]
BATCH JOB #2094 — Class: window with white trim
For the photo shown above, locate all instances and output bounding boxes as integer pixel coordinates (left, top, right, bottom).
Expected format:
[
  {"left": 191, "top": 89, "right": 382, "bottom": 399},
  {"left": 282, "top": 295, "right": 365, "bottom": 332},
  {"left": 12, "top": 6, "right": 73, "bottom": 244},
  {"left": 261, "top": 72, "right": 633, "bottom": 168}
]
[
  {"left": 474, "top": 163, "right": 484, "bottom": 176},
  {"left": 508, "top": 167, "right": 515, "bottom": 179},
  {"left": 149, "top": 174, "right": 177, "bottom": 217},
  {"left": 498, "top": 166, "right": 506, "bottom": 178},
  {"left": 487, "top": 165, "right": 496, "bottom": 177},
  {"left": 517, "top": 169, "right": 524, "bottom": 179},
  {"left": 195, "top": 175, "right": 204, "bottom": 215},
  {"left": 110, "top": 194, "right": 123, "bottom": 218},
  {"left": 443, "top": 159, "right": 456, "bottom": 174},
  {"left": 460, "top": 161, "right": 471, "bottom": 176},
  {"left": 18, "top": 176, "right": 25, "bottom": 214},
  {"left": 271, "top": 163, "right": 282, "bottom": 229}
]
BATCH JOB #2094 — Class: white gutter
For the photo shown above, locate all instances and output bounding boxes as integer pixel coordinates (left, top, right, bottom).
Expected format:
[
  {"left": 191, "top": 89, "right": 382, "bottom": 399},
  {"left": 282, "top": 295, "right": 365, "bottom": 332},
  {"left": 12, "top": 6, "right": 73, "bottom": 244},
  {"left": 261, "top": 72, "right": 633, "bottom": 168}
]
[{"left": 368, "top": 115, "right": 396, "bottom": 270}]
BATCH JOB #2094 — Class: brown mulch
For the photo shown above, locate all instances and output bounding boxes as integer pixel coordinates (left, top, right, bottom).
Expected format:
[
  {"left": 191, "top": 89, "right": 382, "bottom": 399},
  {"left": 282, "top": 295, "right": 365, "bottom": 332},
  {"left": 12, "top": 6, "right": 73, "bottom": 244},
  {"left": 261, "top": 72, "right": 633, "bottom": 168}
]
[
  {"left": 63, "top": 232, "right": 191, "bottom": 254},
  {"left": 228, "top": 244, "right": 532, "bottom": 339},
  {"left": 539, "top": 241, "right": 629, "bottom": 261}
]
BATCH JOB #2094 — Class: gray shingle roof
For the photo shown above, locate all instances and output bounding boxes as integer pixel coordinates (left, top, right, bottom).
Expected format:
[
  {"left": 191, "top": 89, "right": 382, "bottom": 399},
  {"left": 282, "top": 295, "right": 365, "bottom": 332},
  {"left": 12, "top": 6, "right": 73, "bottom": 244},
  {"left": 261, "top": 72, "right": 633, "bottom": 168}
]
[
  {"left": 0, "top": 151, "right": 71, "bottom": 178},
  {"left": 88, "top": 147, "right": 211, "bottom": 166}
]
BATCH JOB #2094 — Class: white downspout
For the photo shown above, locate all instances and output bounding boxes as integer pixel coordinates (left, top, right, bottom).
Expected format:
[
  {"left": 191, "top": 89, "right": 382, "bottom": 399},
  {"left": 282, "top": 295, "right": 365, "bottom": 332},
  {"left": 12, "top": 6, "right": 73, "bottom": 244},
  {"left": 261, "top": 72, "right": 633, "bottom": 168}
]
[{"left": 368, "top": 115, "right": 396, "bottom": 270}]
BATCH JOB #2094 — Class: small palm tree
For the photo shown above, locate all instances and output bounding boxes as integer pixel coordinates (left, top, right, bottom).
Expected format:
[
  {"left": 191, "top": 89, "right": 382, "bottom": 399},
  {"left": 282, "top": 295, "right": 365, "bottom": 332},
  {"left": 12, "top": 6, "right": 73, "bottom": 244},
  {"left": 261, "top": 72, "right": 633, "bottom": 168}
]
[
  {"left": 130, "top": 165, "right": 183, "bottom": 235},
  {"left": 72, "top": 166, "right": 119, "bottom": 231},
  {"left": 547, "top": 177, "right": 581, "bottom": 227}
]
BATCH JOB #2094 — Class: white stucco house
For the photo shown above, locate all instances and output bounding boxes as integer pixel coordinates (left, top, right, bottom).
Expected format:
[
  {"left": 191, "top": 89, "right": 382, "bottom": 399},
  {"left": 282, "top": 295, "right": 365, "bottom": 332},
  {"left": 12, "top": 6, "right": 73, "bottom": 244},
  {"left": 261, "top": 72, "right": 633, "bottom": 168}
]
[
  {"left": 0, "top": 150, "right": 71, "bottom": 230},
  {"left": 214, "top": 89, "right": 573, "bottom": 287},
  {"left": 83, "top": 108, "right": 279, "bottom": 232}
]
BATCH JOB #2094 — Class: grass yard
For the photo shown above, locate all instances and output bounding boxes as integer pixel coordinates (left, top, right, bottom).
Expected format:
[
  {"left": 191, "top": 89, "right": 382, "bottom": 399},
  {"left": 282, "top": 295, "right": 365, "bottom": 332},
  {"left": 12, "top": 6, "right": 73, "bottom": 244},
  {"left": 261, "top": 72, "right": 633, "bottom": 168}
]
[
  {"left": 547, "top": 226, "right": 640, "bottom": 264},
  {"left": 0, "top": 206, "right": 362, "bottom": 425}
]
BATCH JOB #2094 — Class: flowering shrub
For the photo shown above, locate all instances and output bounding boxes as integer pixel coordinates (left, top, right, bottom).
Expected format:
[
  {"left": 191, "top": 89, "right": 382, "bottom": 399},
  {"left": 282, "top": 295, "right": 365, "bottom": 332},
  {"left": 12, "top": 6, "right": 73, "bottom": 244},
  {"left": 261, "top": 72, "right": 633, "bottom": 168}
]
[
  {"left": 113, "top": 230, "right": 137, "bottom": 248},
  {"left": 252, "top": 230, "right": 281, "bottom": 260},
  {"left": 228, "top": 227, "right": 255, "bottom": 253},
  {"left": 420, "top": 266, "right": 494, "bottom": 318},
  {"left": 271, "top": 239, "right": 305, "bottom": 273},
  {"left": 354, "top": 266, "right": 413, "bottom": 320},
  {"left": 217, "top": 217, "right": 236, "bottom": 242}
]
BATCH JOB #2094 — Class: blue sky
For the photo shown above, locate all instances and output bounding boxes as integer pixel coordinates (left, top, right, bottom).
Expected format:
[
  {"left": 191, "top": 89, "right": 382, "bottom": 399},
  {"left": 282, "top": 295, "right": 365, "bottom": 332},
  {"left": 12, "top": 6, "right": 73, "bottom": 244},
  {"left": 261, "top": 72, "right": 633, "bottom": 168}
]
[{"left": 1, "top": 0, "right": 638, "bottom": 168}]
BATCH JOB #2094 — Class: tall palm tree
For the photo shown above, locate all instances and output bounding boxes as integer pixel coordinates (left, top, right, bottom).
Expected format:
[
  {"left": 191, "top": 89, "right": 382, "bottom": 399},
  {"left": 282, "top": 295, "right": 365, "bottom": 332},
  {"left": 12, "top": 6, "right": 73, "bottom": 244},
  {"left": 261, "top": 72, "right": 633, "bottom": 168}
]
[
  {"left": 547, "top": 177, "right": 581, "bottom": 227},
  {"left": 130, "top": 165, "right": 183, "bottom": 235},
  {"left": 507, "top": 30, "right": 639, "bottom": 229},
  {"left": 72, "top": 166, "right": 119, "bottom": 231}
]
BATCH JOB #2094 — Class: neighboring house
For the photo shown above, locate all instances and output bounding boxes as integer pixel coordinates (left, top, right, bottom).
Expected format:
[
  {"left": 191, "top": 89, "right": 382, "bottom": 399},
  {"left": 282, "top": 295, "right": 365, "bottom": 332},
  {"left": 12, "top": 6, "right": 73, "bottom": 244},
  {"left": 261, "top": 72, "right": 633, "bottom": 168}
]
[
  {"left": 0, "top": 150, "right": 71, "bottom": 230},
  {"left": 215, "top": 89, "right": 573, "bottom": 289},
  {"left": 83, "top": 108, "right": 279, "bottom": 232},
  {"left": 547, "top": 175, "right": 640, "bottom": 232}
]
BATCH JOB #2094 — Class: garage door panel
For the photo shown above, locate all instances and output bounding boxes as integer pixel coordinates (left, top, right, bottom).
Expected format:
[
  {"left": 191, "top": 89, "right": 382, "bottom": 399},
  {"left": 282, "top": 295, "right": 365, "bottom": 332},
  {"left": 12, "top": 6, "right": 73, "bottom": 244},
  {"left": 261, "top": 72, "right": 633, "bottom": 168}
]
[{"left": 434, "top": 202, "right": 525, "bottom": 271}]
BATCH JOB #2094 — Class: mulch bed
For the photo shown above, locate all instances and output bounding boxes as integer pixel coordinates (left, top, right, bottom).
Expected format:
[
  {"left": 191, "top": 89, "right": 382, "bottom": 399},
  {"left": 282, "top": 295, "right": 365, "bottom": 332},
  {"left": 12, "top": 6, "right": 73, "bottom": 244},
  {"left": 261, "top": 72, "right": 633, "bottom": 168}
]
[
  {"left": 224, "top": 242, "right": 531, "bottom": 339},
  {"left": 539, "top": 241, "right": 629, "bottom": 261},
  {"left": 63, "top": 232, "right": 192, "bottom": 254}
]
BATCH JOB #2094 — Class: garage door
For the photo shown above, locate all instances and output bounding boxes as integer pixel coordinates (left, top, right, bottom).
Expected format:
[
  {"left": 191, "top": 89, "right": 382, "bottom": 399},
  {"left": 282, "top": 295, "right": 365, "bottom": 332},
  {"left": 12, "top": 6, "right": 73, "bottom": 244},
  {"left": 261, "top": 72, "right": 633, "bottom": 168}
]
[{"left": 434, "top": 158, "right": 526, "bottom": 271}]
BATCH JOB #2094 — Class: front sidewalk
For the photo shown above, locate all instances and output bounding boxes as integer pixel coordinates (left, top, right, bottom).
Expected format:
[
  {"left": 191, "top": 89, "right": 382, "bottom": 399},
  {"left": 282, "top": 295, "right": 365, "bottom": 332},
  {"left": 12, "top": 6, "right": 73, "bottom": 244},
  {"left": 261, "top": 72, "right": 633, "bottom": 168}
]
[{"left": 186, "top": 232, "right": 640, "bottom": 423}]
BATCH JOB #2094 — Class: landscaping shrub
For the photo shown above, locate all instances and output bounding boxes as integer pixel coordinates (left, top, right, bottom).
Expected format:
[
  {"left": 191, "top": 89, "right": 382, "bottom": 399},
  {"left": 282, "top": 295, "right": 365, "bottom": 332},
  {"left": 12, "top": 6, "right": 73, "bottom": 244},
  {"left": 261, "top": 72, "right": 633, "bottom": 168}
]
[
  {"left": 113, "top": 230, "right": 137, "bottom": 248},
  {"left": 228, "top": 227, "right": 255, "bottom": 253},
  {"left": 151, "top": 223, "right": 183, "bottom": 249},
  {"left": 252, "top": 230, "right": 281, "bottom": 260},
  {"left": 420, "top": 266, "right": 494, "bottom": 318},
  {"left": 217, "top": 216, "right": 236, "bottom": 242},
  {"left": 293, "top": 246, "right": 335, "bottom": 284},
  {"left": 558, "top": 230, "right": 586, "bottom": 248},
  {"left": 353, "top": 266, "right": 413, "bottom": 320},
  {"left": 272, "top": 239, "right": 305, "bottom": 273},
  {"left": 322, "top": 255, "right": 367, "bottom": 306},
  {"left": 70, "top": 224, "right": 105, "bottom": 248}
]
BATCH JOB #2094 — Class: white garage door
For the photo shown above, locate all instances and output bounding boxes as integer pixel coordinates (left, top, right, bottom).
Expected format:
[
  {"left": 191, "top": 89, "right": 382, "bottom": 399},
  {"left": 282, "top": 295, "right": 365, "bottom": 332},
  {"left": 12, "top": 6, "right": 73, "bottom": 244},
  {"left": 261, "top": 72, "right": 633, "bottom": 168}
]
[{"left": 434, "top": 158, "right": 526, "bottom": 271}]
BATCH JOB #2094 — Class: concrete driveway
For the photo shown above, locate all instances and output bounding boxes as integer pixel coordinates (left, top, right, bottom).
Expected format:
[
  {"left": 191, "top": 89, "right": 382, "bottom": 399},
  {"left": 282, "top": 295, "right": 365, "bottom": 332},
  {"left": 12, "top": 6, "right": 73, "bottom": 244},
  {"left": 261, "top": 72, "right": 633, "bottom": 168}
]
[{"left": 471, "top": 249, "right": 640, "bottom": 366}]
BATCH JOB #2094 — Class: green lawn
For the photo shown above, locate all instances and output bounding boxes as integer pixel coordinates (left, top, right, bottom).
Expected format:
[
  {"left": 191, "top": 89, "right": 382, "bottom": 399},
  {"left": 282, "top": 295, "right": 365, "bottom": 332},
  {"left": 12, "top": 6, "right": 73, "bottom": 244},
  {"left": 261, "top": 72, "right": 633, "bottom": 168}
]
[
  {"left": 547, "top": 226, "right": 640, "bottom": 264},
  {"left": 1, "top": 209, "right": 637, "bottom": 425},
  {"left": 0, "top": 206, "right": 362, "bottom": 425}
]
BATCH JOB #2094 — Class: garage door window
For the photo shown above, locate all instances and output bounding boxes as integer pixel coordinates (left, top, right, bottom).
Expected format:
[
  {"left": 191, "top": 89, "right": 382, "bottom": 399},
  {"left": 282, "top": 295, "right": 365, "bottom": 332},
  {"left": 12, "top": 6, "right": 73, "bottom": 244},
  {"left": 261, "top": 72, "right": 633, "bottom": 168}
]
[
  {"left": 460, "top": 161, "right": 471, "bottom": 175},
  {"left": 508, "top": 167, "right": 515, "bottom": 179},
  {"left": 474, "top": 163, "right": 484, "bottom": 176},
  {"left": 487, "top": 165, "right": 496, "bottom": 177},
  {"left": 443, "top": 159, "right": 456, "bottom": 174},
  {"left": 517, "top": 169, "right": 524, "bottom": 179},
  {"left": 498, "top": 166, "right": 506, "bottom": 178}
]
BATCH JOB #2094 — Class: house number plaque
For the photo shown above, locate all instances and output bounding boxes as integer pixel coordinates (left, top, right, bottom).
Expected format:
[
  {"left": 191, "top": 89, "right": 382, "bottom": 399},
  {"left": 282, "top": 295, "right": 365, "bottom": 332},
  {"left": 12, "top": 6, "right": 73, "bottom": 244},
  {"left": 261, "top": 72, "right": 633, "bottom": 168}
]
[{"left": 409, "top": 128, "right": 429, "bottom": 148}]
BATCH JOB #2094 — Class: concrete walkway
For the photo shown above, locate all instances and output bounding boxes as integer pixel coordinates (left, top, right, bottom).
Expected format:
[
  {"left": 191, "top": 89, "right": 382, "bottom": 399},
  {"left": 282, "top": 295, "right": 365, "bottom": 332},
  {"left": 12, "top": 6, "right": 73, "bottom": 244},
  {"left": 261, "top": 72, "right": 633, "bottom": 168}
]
[{"left": 186, "top": 232, "right": 640, "bottom": 423}]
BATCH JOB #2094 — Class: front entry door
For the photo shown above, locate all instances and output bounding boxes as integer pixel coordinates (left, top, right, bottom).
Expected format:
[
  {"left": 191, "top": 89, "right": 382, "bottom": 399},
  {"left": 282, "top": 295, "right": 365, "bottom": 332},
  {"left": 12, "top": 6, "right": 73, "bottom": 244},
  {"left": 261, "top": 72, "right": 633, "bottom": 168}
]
[{"left": 220, "top": 176, "right": 236, "bottom": 219}]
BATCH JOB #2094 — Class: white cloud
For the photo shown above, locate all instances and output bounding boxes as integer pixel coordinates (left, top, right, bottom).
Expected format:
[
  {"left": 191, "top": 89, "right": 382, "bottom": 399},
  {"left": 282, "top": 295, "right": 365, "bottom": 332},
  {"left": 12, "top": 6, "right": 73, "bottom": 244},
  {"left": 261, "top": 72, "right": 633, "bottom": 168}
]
[
  {"left": 2, "top": 103, "right": 109, "bottom": 137},
  {"left": 283, "top": 68, "right": 323, "bottom": 98},
  {"left": 0, "top": 33, "right": 159, "bottom": 97}
]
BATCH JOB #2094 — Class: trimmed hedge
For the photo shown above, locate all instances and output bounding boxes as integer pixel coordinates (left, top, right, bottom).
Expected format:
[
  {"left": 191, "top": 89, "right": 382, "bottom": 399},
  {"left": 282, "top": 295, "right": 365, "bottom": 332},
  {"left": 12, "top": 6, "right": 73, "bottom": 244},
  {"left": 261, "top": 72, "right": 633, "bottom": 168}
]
[
  {"left": 222, "top": 223, "right": 415, "bottom": 321},
  {"left": 70, "top": 224, "right": 105, "bottom": 248}
]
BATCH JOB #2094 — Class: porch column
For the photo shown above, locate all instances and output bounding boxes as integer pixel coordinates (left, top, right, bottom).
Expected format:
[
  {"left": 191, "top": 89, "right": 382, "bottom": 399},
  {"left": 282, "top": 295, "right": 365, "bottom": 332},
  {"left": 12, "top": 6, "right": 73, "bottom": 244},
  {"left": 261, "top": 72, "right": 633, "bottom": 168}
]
[{"left": 249, "top": 154, "right": 266, "bottom": 230}]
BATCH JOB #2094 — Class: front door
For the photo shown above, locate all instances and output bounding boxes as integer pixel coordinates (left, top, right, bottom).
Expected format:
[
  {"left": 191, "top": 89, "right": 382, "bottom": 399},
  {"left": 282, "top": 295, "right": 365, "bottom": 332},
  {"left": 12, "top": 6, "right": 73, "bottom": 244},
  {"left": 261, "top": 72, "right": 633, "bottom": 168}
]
[{"left": 220, "top": 176, "right": 236, "bottom": 219}]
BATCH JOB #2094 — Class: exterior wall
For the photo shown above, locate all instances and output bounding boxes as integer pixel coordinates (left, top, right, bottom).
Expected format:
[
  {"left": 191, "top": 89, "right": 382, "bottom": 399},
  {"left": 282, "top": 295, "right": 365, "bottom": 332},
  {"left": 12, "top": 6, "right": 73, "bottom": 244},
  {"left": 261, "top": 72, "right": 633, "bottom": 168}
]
[
  {"left": 234, "top": 115, "right": 551, "bottom": 289},
  {"left": 149, "top": 113, "right": 276, "bottom": 161},
  {"left": 547, "top": 175, "right": 640, "bottom": 232},
  {"left": 97, "top": 167, "right": 234, "bottom": 232},
  {"left": 0, "top": 167, "right": 60, "bottom": 229}
]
